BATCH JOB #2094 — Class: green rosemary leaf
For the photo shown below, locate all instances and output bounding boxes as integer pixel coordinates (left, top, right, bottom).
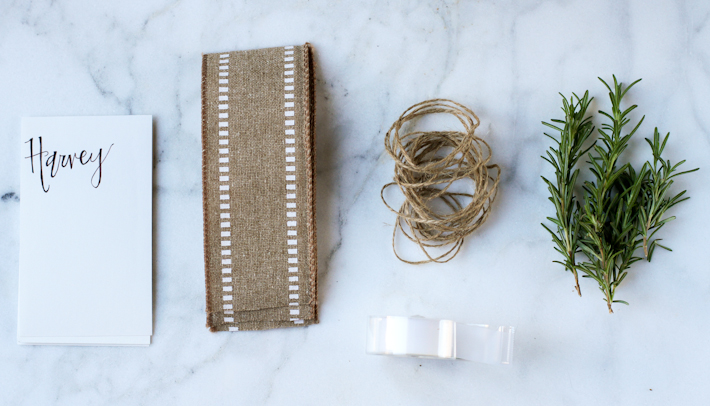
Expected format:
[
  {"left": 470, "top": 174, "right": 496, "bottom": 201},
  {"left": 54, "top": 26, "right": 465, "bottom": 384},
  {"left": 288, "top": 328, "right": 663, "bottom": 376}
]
[{"left": 542, "top": 122, "right": 564, "bottom": 132}]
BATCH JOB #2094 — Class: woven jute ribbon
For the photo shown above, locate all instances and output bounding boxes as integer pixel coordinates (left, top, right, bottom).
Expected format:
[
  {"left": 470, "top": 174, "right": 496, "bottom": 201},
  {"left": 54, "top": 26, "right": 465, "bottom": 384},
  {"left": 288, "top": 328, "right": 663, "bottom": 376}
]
[{"left": 202, "top": 44, "right": 318, "bottom": 331}]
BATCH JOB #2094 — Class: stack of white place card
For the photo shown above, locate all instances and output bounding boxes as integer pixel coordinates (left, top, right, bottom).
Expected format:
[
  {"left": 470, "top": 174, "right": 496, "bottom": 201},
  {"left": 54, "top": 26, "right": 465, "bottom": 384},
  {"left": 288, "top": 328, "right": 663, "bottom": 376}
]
[{"left": 17, "top": 116, "right": 153, "bottom": 346}]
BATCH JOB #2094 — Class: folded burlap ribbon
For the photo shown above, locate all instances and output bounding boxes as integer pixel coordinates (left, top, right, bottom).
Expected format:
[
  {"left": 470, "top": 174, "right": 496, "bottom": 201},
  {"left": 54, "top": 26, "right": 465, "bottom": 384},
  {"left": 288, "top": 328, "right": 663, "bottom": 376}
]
[{"left": 202, "top": 44, "right": 318, "bottom": 331}]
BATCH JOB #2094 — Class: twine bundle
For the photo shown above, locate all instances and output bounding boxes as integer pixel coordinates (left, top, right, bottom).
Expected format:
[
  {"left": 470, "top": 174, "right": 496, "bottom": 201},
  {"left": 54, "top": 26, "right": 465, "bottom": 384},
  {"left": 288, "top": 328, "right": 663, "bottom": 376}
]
[{"left": 381, "top": 99, "right": 500, "bottom": 264}]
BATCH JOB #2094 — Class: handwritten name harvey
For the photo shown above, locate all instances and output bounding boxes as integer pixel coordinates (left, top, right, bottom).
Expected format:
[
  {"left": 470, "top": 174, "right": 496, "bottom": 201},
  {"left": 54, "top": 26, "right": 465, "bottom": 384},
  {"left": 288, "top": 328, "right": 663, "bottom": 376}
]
[{"left": 24, "top": 137, "right": 114, "bottom": 192}]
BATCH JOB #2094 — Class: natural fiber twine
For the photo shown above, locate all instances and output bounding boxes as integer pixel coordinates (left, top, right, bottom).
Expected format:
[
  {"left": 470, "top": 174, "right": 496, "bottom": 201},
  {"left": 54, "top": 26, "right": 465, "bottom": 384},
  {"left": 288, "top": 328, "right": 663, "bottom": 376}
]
[{"left": 381, "top": 99, "right": 500, "bottom": 264}]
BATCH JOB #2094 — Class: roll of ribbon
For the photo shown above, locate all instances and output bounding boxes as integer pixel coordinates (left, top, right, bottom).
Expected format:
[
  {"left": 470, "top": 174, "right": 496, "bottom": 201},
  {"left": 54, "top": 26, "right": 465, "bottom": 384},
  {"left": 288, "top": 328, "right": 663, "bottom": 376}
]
[{"left": 366, "top": 316, "right": 514, "bottom": 364}]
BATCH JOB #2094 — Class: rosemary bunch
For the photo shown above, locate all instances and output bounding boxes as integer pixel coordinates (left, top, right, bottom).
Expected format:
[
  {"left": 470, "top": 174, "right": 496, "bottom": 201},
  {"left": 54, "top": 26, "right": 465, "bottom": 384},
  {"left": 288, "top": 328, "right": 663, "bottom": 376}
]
[{"left": 541, "top": 75, "right": 697, "bottom": 313}]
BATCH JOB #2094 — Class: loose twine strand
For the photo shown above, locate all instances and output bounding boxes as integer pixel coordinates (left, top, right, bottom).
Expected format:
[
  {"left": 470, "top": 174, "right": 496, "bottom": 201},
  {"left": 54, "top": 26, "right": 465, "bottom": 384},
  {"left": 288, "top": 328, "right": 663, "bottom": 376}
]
[{"left": 381, "top": 99, "right": 501, "bottom": 264}]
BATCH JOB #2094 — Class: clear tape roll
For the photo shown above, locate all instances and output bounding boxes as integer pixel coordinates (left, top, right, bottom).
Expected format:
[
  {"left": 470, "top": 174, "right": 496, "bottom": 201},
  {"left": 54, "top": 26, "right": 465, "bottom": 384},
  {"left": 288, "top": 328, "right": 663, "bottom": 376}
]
[{"left": 366, "top": 316, "right": 514, "bottom": 364}]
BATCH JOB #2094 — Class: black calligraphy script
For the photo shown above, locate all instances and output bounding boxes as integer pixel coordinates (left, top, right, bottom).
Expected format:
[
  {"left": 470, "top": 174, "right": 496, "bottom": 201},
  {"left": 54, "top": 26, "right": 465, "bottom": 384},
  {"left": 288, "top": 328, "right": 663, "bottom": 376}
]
[{"left": 24, "top": 137, "right": 114, "bottom": 193}]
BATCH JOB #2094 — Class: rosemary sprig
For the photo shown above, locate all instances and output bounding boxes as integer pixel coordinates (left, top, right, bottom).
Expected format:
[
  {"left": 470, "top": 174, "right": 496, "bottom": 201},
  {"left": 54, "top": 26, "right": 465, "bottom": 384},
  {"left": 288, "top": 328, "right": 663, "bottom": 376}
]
[
  {"left": 541, "top": 75, "right": 697, "bottom": 313},
  {"left": 541, "top": 91, "right": 595, "bottom": 296},
  {"left": 639, "top": 129, "right": 699, "bottom": 260},
  {"left": 577, "top": 76, "right": 645, "bottom": 313}
]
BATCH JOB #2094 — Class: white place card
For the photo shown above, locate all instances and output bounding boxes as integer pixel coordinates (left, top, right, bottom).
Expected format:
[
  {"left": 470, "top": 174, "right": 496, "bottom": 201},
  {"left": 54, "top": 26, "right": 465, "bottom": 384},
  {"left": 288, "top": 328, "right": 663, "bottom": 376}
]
[{"left": 18, "top": 116, "right": 153, "bottom": 346}]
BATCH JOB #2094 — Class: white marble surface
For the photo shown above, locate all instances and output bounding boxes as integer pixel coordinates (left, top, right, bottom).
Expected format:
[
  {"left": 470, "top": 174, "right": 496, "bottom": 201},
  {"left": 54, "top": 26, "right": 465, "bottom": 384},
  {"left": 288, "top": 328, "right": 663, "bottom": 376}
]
[{"left": 1, "top": 0, "right": 709, "bottom": 404}]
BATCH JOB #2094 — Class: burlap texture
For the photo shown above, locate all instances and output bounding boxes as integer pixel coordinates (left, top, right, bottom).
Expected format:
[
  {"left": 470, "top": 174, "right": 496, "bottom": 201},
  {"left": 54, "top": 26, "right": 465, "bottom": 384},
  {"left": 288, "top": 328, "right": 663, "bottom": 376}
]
[{"left": 202, "top": 44, "right": 317, "bottom": 331}]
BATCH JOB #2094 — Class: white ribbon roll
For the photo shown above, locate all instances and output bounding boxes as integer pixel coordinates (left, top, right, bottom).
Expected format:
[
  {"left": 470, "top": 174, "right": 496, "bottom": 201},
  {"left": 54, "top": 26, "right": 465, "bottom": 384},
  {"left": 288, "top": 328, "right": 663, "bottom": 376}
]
[{"left": 366, "top": 316, "right": 514, "bottom": 364}]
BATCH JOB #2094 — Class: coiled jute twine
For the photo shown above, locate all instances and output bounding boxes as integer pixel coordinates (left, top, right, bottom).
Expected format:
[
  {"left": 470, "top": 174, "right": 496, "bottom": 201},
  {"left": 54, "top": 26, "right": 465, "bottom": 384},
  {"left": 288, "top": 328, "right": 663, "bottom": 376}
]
[{"left": 381, "top": 99, "right": 500, "bottom": 264}]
